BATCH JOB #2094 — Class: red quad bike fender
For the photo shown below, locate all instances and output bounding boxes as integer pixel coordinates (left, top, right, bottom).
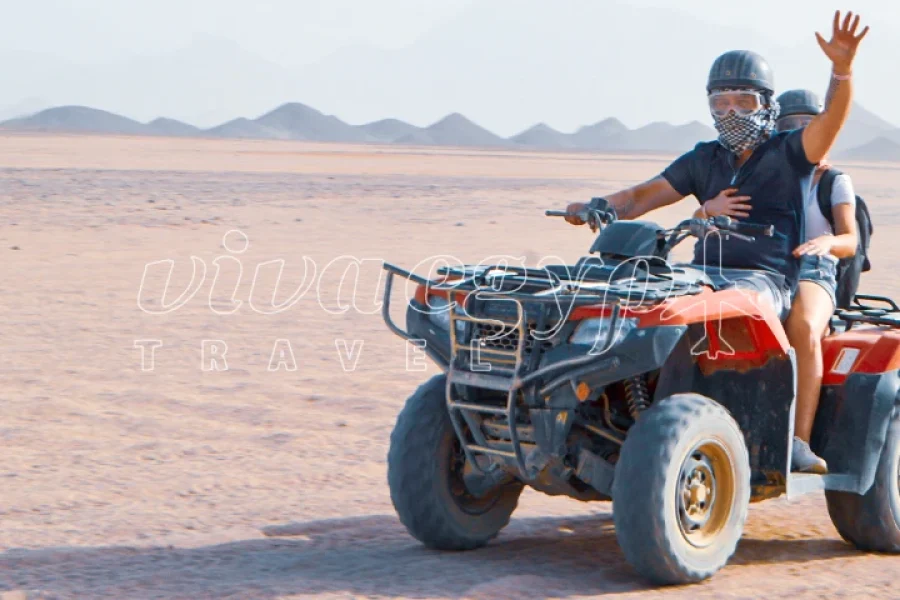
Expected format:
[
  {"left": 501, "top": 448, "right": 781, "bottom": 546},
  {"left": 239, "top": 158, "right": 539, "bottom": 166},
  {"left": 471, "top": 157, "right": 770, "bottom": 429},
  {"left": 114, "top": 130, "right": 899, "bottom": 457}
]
[
  {"left": 812, "top": 329, "right": 900, "bottom": 494},
  {"left": 573, "top": 287, "right": 792, "bottom": 373},
  {"left": 594, "top": 287, "right": 798, "bottom": 489},
  {"left": 822, "top": 329, "right": 900, "bottom": 385}
]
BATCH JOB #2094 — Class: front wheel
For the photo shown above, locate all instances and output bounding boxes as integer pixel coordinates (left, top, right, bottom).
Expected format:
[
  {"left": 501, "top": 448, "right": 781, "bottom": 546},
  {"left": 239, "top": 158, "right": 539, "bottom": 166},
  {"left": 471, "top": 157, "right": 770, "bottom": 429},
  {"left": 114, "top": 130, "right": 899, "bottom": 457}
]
[
  {"left": 387, "top": 374, "right": 523, "bottom": 550},
  {"left": 613, "top": 393, "right": 750, "bottom": 584},
  {"left": 826, "top": 406, "right": 900, "bottom": 552}
]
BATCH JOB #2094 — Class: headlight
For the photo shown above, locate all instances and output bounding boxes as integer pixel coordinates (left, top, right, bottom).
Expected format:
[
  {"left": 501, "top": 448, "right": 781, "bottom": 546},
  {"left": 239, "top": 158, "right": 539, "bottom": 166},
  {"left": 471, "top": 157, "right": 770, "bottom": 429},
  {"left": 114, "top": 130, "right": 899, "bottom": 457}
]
[
  {"left": 426, "top": 295, "right": 452, "bottom": 330},
  {"left": 569, "top": 316, "right": 639, "bottom": 349}
]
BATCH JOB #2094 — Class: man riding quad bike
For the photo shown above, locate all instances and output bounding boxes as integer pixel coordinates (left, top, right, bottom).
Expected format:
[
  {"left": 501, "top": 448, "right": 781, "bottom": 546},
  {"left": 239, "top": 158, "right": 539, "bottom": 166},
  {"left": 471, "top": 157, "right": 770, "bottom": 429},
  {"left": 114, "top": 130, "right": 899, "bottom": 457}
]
[
  {"left": 380, "top": 10, "right": 896, "bottom": 586},
  {"left": 382, "top": 204, "right": 900, "bottom": 583},
  {"left": 563, "top": 11, "right": 869, "bottom": 474}
]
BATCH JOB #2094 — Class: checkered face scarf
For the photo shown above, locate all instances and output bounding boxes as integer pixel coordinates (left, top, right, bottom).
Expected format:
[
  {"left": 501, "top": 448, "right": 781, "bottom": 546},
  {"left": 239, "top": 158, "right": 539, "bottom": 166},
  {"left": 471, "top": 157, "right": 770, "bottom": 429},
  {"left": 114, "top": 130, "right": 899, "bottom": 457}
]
[{"left": 713, "top": 97, "right": 780, "bottom": 154}]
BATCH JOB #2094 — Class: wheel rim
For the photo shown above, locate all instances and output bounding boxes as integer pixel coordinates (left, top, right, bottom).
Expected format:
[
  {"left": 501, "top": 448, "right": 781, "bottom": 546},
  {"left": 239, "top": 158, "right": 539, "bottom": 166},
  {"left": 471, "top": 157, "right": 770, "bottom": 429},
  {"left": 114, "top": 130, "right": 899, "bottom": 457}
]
[
  {"left": 446, "top": 436, "right": 503, "bottom": 516},
  {"left": 676, "top": 439, "right": 736, "bottom": 548}
]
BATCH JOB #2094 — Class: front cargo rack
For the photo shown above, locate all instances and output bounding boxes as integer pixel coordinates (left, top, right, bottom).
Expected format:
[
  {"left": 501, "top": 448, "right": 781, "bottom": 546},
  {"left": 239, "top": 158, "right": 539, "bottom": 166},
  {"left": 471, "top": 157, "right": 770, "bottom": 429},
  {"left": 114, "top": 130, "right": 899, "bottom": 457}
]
[
  {"left": 382, "top": 261, "right": 705, "bottom": 308},
  {"left": 381, "top": 261, "right": 639, "bottom": 480}
]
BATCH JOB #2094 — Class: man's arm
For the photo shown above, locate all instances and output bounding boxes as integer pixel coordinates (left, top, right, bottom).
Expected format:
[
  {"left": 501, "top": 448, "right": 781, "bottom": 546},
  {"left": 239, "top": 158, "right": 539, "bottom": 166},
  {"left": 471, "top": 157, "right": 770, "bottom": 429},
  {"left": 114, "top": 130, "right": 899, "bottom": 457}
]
[
  {"left": 565, "top": 176, "right": 684, "bottom": 225},
  {"left": 801, "top": 11, "right": 870, "bottom": 164},
  {"left": 605, "top": 176, "right": 685, "bottom": 220}
]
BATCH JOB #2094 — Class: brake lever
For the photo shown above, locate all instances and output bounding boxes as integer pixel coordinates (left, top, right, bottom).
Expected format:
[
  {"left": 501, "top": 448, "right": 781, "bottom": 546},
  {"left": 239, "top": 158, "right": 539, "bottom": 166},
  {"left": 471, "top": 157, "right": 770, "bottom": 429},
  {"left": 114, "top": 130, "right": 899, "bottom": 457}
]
[
  {"left": 723, "top": 232, "right": 755, "bottom": 243},
  {"left": 564, "top": 208, "right": 607, "bottom": 231},
  {"left": 544, "top": 208, "right": 601, "bottom": 231},
  {"left": 545, "top": 205, "right": 614, "bottom": 233},
  {"left": 709, "top": 217, "right": 755, "bottom": 242},
  {"left": 689, "top": 218, "right": 755, "bottom": 243}
]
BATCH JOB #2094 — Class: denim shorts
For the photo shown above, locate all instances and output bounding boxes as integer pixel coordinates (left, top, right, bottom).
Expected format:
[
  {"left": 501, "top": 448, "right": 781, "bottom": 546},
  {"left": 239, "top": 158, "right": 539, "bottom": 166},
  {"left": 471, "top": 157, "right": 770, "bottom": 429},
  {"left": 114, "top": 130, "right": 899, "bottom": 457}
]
[
  {"left": 709, "top": 269, "right": 792, "bottom": 321},
  {"left": 797, "top": 254, "right": 838, "bottom": 308}
]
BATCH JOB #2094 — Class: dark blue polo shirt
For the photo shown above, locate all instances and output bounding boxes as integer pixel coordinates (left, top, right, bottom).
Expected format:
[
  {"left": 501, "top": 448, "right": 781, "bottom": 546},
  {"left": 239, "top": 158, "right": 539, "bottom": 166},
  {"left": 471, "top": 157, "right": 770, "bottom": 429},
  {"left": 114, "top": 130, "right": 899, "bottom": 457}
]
[{"left": 661, "top": 130, "right": 815, "bottom": 289}]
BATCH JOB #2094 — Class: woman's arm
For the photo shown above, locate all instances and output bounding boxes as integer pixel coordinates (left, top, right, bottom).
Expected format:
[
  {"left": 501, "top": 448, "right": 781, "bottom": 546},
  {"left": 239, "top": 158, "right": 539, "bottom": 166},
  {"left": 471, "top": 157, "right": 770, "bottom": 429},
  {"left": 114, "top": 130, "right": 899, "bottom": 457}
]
[
  {"left": 793, "top": 174, "right": 858, "bottom": 258},
  {"left": 791, "top": 207, "right": 857, "bottom": 258},
  {"left": 827, "top": 174, "right": 859, "bottom": 258},
  {"left": 828, "top": 203, "right": 858, "bottom": 258}
]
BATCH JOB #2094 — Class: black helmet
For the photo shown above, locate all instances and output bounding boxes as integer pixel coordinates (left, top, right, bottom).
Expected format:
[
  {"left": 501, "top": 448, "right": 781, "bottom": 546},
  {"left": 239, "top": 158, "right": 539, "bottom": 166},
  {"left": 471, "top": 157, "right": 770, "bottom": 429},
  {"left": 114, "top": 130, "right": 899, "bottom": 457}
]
[
  {"left": 775, "top": 89, "right": 822, "bottom": 117},
  {"left": 707, "top": 50, "right": 775, "bottom": 95}
]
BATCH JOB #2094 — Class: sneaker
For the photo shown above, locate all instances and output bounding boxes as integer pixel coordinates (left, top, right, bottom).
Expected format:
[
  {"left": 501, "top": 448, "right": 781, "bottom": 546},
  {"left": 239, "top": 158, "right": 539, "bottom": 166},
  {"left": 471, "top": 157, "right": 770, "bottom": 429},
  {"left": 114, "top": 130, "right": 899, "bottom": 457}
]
[{"left": 791, "top": 437, "right": 828, "bottom": 474}]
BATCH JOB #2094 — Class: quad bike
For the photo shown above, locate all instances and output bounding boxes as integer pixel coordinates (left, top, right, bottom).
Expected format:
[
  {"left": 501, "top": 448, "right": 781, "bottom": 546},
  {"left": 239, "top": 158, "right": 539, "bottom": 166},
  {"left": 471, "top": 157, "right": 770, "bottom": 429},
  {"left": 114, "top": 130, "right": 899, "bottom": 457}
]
[{"left": 380, "top": 200, "right": 900, "bottom": 584}]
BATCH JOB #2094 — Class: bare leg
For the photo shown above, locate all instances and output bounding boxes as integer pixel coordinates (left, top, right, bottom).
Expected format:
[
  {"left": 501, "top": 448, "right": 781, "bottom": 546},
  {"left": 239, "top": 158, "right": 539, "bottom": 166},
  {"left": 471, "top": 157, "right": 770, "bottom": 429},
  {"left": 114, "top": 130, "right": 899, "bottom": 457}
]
[{"left": 785, "top": 281, "right": 835, "bottom": 442}]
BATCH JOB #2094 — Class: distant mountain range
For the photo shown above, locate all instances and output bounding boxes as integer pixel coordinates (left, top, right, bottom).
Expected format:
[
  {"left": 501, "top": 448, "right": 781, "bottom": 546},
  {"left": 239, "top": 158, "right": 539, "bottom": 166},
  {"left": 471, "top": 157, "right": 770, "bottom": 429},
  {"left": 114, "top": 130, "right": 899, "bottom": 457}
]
[
  {"left": 0, "top": 102, "right": 718, "bottom": 154},
  {"left": 840, "top": 137, "right": 900, "bottom": 163},
  {"left": 0, "top": 101, "right": 897, "bottom": 160}
]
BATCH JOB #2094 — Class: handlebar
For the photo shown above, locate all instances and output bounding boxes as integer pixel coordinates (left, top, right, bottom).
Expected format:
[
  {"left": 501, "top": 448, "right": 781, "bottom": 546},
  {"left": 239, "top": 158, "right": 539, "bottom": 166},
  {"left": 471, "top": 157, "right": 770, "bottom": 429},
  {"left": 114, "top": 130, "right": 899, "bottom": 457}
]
[
  {"left": 684, "top": 216, "right": 774, "bottom": 243},
  {"left": 710, "top": 216, "right": 774, "bottom": 238},
  {"left": 546, "top": 204, "right": 775, "bottom": 252},
  {"left": 545, "top": 204, "right": 614, "bottom": 231}
]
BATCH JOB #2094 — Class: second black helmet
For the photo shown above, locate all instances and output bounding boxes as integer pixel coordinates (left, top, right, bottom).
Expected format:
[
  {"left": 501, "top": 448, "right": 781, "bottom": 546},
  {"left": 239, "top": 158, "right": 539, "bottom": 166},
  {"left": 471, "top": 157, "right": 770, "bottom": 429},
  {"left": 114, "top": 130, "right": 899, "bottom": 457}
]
[{"left": 775, "top": 89, "right": 822, "bottom": 117}]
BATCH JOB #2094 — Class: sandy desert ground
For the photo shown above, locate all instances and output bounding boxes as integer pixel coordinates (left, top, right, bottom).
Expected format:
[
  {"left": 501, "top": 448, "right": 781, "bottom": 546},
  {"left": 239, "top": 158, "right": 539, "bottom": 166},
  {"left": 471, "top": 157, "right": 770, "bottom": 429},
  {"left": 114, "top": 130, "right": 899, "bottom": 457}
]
[{"left": 1, "top": 133, "right": 900, "bottom": 599}]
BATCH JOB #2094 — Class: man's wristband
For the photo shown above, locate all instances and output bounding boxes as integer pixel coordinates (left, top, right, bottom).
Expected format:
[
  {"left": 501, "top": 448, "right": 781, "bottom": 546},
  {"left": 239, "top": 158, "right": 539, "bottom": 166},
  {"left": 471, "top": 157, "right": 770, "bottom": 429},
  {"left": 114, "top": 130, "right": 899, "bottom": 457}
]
[{"left": 832, "top": 70, "right": 852, "bottom": 81}]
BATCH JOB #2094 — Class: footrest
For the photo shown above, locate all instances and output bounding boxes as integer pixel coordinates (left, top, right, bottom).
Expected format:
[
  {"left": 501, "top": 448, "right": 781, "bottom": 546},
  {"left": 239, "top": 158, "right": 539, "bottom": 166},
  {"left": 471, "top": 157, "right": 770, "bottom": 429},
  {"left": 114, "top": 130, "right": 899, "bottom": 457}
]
[{"left": 786, "top": 472, "right": 857, "bottom": 499}]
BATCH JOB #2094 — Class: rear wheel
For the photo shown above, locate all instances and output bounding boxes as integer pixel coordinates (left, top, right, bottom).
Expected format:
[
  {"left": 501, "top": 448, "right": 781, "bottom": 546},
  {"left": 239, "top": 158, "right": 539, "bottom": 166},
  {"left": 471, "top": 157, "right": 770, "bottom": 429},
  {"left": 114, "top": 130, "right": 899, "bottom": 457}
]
[
  {"left": 613, "top": 393, "right": 750, "bottom": 584},
  {"left": 387, "top": 374, "right": 523, "bottom": 550},
  {"left": 826, "top": 406, "right": 900, "bottom": 552}
]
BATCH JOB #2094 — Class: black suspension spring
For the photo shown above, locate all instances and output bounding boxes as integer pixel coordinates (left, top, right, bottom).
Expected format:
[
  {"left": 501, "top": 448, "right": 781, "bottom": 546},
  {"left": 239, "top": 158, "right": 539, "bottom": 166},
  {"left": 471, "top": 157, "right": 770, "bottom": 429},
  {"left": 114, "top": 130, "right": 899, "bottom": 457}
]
[{"left": 624, "top": 375, "right": 651, "bottom": 419}]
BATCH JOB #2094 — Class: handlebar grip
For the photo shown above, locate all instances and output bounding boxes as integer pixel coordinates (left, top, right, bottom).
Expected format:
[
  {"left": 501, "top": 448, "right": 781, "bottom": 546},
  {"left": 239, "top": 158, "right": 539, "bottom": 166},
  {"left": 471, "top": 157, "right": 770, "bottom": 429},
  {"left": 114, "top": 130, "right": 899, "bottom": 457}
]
[
  {"left": 732, "top": 222, "right": 774, "bottom": 237},
  {"left": 728, "top": 233, "right": 755, "bottom": 243},
  {"left": 545, "top": 210, "right": 571, "bottom": 217}
]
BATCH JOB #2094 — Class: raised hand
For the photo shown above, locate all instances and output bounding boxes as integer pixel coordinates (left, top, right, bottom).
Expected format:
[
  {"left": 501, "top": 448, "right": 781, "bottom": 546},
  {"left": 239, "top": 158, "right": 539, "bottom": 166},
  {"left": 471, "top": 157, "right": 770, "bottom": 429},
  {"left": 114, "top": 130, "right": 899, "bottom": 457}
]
[
  {"left": 815, "top": 10, "right": 870, "bottom": 74},
  {"left": 701, "top": 188, "right": 752, "bottom": 219}
]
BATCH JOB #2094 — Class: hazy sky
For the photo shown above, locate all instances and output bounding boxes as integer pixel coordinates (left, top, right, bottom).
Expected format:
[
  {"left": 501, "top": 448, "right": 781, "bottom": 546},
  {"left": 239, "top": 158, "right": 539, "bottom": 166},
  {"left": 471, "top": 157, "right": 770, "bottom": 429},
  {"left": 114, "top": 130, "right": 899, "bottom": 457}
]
[
  {"left": 1, "top": 0, "right": 474, "bottom": 65},
  {"left": 2, "top": 0, "right": 898, "bottom": 132}
]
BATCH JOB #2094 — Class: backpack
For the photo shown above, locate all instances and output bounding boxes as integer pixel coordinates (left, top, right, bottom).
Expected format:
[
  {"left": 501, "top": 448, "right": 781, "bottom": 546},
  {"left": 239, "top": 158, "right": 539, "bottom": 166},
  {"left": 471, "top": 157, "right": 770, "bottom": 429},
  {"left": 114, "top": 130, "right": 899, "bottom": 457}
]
[{"left": 816, "top": 168, "right": 873, "bottom": 309}]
